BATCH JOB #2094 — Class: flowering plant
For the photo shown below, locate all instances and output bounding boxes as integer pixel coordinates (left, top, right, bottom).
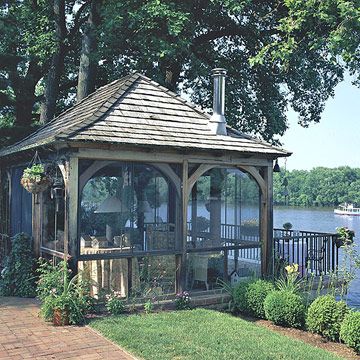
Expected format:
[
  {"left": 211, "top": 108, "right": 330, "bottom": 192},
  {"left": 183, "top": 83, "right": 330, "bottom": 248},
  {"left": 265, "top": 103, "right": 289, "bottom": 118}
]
[
  {"left": 174, "top": 291, "right": 191, "bottom": 310},
  {"left": 336, "top": 227, "right": 355, "bottom": 247},
  {"left": 37, "top": 260, "right": 93, "bottom": 325},
  {"left": 276, "top": 263, "right": 302, "bottom": 294},
  {"left": 105, "top": 291, "right": 125, "bottom": 315}
]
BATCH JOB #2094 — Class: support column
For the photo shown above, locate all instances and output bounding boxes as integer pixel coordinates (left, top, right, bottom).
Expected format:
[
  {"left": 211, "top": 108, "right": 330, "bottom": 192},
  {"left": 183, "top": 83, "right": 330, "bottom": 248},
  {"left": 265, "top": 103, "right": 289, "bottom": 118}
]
[
  {"left": 177, "top": 160, "right": 189, "bottom": 292},
  {"left": 64, "top": 157, "right": 79, "bottom": 262},
  {"left": 260, "top": 165, "right": 274, "bottom": 277},
  {"left": 210, "top": 169, "right": 223, "bottom": 246}
]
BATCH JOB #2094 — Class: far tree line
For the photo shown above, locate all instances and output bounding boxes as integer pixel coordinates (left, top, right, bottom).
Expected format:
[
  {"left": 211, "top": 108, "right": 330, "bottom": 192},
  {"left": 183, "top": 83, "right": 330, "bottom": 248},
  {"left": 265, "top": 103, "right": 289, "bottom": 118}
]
[{"left": 274, "top": 167, "right": 360, "bottom": 207}]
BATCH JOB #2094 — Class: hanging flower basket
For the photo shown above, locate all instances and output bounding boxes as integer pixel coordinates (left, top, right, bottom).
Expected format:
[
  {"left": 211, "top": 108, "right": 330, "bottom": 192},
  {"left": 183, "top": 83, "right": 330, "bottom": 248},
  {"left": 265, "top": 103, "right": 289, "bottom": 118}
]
[{"left": 21, "top": 153, "right": 52, "bottom": 194}]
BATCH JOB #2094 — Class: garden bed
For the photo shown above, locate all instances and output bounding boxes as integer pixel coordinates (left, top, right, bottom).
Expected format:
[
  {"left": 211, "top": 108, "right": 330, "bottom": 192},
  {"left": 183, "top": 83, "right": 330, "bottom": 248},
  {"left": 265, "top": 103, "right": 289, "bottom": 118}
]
[
  {"left": 252, "top": 317, "right": 358, "bottom": 360},
  {"left": 90, "top": 309, "right": 344, "bottom": 360}
]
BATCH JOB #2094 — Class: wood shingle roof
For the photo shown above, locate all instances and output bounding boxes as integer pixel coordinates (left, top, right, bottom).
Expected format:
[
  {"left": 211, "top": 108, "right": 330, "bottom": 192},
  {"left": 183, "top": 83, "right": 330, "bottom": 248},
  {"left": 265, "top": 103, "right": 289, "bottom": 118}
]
[{"left": 0, "top": 73, "right": 290, "bottom": 158}]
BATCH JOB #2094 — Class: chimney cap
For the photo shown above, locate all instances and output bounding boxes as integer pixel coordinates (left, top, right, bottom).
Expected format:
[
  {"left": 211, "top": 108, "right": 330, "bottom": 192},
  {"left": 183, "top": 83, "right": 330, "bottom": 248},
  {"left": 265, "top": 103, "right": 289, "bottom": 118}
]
[{"left": 211, "top": 68, "right": 227, "bottom": 77}]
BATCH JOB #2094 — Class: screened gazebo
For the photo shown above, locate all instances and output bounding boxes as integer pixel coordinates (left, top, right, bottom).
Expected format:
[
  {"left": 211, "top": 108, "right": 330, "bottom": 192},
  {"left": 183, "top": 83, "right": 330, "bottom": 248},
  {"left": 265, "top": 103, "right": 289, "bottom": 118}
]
[{"left": 0, "top": 69, "right": 290, "bottom": 299}]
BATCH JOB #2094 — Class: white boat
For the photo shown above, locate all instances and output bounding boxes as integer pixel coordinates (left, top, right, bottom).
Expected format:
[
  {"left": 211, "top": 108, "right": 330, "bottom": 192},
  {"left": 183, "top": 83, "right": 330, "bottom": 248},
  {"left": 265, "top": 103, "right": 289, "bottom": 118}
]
[{"left": 334, "top": 203, "right": 360, "bottom": 216}]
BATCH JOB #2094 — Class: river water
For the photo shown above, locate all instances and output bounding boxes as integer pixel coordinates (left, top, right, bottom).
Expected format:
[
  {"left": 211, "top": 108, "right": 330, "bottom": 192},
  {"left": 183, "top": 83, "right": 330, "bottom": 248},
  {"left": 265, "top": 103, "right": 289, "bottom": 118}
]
[{"left": 274, "top": 206, "right": 360, "bottom": 308}]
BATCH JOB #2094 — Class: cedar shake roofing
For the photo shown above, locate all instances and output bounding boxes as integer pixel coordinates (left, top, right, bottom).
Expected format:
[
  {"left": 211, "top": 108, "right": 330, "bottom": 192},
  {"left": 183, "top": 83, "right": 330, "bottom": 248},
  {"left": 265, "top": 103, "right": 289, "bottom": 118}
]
[{"left": 0, "top": 73, "right": 291, "bottom": 158}]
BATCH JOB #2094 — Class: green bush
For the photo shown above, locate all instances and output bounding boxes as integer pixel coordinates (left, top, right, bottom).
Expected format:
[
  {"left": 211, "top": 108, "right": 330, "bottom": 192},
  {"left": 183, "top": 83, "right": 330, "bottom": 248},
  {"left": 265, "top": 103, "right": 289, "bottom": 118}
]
[
  {"left": 246, "top": 279, "right": 275, "bottom": 318},
  {"left": 105, "top": 291, "right": 125, "bottom": 315},
  {"left": 306, "top": 295, "right": 349, "bottom": 341},
  {"left": 232, "top": 280, "right": 253, "bottom": 314},
  {"left": 264, "top": 290, "right": 306, "bottom": 328},
  {"left": 340, "top": 311, "right": 360, "bottom": 353},
  {"left": 0, "top": 233, "right": 36, "bottom": 297}
]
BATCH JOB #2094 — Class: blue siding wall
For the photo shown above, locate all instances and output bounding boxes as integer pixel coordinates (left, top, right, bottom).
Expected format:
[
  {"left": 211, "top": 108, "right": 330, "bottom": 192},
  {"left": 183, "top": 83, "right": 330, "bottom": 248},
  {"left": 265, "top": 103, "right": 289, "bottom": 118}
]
[{"left": 10, "top": 167, "right": 32, "bottom": 236}]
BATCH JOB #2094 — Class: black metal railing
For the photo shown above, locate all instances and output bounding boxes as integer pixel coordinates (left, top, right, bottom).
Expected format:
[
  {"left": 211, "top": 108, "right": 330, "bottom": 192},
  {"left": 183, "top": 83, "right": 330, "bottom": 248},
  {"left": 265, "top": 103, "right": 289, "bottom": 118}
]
[{"left": 274, "top": 229, "right": 339, "bottom": 276}]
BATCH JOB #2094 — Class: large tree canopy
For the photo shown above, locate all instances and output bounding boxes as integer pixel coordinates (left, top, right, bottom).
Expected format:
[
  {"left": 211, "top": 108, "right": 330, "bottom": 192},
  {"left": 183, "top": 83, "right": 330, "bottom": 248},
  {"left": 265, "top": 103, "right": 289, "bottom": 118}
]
[{"left": 0, "top": 0, "right": 359, "bottom": 148}]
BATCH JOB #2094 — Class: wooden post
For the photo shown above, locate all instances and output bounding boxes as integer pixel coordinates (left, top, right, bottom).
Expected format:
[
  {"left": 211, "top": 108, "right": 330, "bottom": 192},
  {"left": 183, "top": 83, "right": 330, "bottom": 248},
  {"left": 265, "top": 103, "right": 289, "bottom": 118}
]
[
  {"left": 191, "top": 183, "right": 197, "bottom": 246},
  {"left": 260, "top": 165, "right": 274, "bottom": 278},
  {"left": 32, "top": 192, "right": 42, "bottom": 258},
  {"left": 64, "top": 157, "right": 79, "bottom": 262},
  {"left": 177, "top": 160, "right": 189, "bottom": 292},
  {"left": 210, "top": 169, "right": 223, "bottom": 246}
]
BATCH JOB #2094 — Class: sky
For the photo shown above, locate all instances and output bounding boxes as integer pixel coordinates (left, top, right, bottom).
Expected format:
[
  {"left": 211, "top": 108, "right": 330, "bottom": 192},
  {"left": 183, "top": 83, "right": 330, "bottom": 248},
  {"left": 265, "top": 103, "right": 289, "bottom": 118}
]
[{"left": 279, "top": 75, "right": 360, "bottom": 171}]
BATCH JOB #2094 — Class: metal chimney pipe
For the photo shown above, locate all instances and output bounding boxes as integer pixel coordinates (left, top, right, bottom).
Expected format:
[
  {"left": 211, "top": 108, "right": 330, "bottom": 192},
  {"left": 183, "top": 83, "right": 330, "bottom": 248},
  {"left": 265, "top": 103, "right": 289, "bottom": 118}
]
[{"left": 209, "top": 68, "right": 227, "bottom": 135}]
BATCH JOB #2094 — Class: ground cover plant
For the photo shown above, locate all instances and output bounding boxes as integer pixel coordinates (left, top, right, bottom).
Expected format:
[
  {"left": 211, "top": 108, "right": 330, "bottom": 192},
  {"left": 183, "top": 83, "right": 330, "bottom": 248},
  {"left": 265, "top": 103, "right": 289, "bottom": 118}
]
[{"left": 90, "top": 309, "right": 342, "bottom": 360}]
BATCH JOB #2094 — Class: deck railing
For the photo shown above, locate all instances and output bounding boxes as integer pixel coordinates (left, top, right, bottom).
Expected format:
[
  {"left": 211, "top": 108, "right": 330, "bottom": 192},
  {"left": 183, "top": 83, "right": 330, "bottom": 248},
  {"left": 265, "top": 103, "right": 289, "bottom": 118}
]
[
  {"left": 274, "top": 229, "right": 339, "bottom": 276},
  {"left": 187, "top": 223, "right": 339, "bottom": 276}
]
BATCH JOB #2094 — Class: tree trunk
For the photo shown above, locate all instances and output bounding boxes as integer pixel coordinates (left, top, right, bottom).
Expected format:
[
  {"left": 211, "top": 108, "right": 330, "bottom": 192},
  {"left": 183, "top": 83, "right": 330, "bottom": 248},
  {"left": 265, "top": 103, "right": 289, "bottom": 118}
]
[
  {"left": 40, "top": 0, "right": 67, "bottom": 123},
  {"left": 9, "top": 61, "right": 43, "bottom": 131},
  {"left": 76, "top": 0, "right": 102, "bottom": 102}
]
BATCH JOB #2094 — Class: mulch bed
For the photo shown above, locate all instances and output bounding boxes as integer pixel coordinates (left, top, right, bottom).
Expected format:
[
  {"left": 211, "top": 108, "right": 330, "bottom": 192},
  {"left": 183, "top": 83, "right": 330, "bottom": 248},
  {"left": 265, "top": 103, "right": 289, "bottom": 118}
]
[{"left": 248, "top": 317, "right": 359, "bottom": 360}]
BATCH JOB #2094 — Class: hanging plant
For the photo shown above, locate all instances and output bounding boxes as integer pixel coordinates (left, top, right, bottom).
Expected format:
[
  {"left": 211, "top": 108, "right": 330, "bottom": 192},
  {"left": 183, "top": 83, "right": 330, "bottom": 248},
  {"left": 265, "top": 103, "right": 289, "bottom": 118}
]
[{"left": 20, "top": 152, "right": 52, "bottom": 194}]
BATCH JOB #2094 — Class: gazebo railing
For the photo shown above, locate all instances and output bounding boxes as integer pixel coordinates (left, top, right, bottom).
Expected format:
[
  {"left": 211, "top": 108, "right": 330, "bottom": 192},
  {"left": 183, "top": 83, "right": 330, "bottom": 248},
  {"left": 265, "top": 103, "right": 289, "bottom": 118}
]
[{"left": 274, "top": 229, "right": 339, "bottom": 277}]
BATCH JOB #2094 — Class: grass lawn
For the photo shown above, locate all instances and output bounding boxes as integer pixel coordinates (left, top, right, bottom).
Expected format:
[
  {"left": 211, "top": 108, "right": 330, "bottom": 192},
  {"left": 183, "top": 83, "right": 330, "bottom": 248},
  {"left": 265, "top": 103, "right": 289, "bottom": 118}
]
[{"left": 90, "top": 309, "right": 343, "bottom": 360}]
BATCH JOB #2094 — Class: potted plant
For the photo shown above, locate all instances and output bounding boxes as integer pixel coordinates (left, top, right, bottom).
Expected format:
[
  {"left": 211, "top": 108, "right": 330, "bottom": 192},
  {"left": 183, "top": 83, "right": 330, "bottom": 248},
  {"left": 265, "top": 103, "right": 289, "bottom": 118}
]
[
  {"left": 282, "top": 222, "right": 293, "bottom": 241},
  {"left": 335, "top": 227, "right": 355, "bottom": 248},
  {"left": 21, "top": 163, "right": 51, "bottom": 194},
  {"left": 37, "top": 260, "right": 92, "bottom": 326}
]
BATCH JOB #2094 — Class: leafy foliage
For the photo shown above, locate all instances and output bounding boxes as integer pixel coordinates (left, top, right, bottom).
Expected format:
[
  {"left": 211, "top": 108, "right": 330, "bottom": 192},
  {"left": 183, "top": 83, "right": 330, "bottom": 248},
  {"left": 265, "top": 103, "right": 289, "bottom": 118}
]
[
  {"left": 245, "top": 279, "right": 275, "bottom": 319},
  {"left": 105, "top": 291, "right": 125, "bottom": 315},
  {"left": 174, "top": 291, "right": 191, "bottom": 310},
  {"left": 306, "top": 295, "right": 349, "bottom": 341},
  {"left": 0, "top": 233, "right": 36, "bottom": 297},
  {"left": 274, "top": 166, "right": 360, "bottom": 206},
  {"left": 21, "top": 164, "right": 46, "bottom": 182},
  {"left": 232, "top": 279, "right": 253, "bottom": 314},
  {"left": 2, "top": 1, "right": 360, "bottom": 147},
  {"left": 276, "top": 263, "right": 303, "bottom": 294},
  {"left": 340, "top": 311, "right": 360, "bottom": 354},
  {"left": 37, "top": 260, "right": 93, "bottom": 325},
  {"left": 264, "top": 290, "right": 306, "bottom": 328}
]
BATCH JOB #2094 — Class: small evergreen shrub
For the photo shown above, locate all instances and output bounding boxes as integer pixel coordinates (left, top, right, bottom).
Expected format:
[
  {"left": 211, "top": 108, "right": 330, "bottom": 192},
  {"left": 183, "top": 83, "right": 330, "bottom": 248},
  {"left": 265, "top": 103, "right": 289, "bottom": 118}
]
[
  {"left": 245, "top": 279, "right": 275, "bottom": 318},
  {"left": 264, "top": 290, "right": 305, "bottom": 328},
  {"left": 340, "top": 311, "right": 360, "bottom": 353},
  {"left": 232, "top": 280, "right": 253, "bottom": 314},
  {"left": 306, "top": 295, "right": 349, "bottom": 341},
  {"left": 0, "top": 233, "right": 36, "bottom": 297}
]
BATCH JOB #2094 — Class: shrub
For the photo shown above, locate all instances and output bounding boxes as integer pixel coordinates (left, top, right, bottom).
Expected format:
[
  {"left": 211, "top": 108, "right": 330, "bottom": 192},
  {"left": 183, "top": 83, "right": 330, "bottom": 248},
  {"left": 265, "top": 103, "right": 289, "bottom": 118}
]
[
  {"left": 306, "top": 295, "right": 349, "bottom": 341},
  {"left": 246, "top": 279, "right": 275, "bottom": 318},
  {"left": 0, "top": 233, "right": 36, "bottom": 297},
  {"left": 105, "top": 291, "right": 125, "bottom": 315},
  {"left": 144, "top": 299, "right": 154, "bottom": 314},
  {"left": 264, "top": 290, "right": 306, "bottom": 328},
  {"left": 340, "top": 311, "right": 360, "bottom": 353},
  {"left": 174, "top": 291, "right": 191, "bottom": 310},
  {"left": 232, "top": 280, "right": 253, "bottom": 314}
]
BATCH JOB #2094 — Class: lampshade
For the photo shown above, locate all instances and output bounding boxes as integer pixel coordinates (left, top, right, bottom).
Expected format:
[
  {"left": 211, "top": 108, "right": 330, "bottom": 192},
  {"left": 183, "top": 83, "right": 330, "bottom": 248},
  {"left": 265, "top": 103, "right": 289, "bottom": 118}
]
[{"left": 94, "top": 195, "right": 127, "bottom": 213}]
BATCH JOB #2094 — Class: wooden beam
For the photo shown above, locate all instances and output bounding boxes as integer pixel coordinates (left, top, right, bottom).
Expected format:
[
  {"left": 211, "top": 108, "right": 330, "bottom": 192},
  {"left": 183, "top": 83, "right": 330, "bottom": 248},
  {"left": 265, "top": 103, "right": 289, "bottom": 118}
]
[
  {"left": 76, "top": 148, "right": 271, "bottom": 167},
  {"left": 64, "top": 157, "right": 79, "bottom": 260},
  {"left": 178, "top": 159, "right": 189, "bottom": 292},
  {"left": 260, "top": 165, "right": 274, "bottom": 278}
]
